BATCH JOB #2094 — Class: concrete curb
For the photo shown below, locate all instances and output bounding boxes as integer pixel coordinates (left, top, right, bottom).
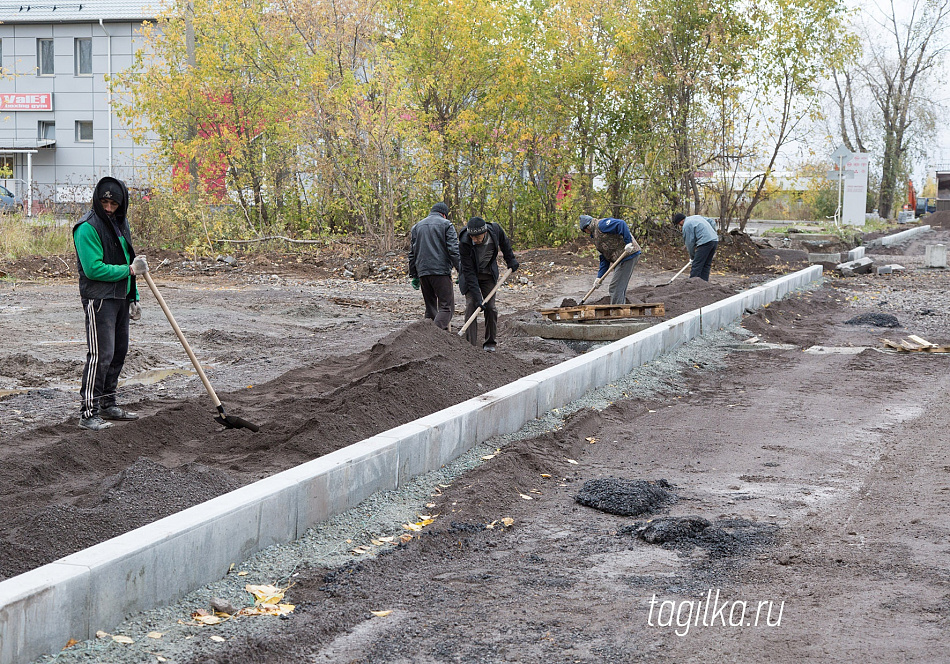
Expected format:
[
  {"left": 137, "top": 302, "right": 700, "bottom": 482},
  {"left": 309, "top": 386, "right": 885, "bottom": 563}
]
[
  {"left": 868, "top": 225, "right": 931, "bottom": 247},
  {"left": 0, "top": 265, "right": 823, "bottom": 664}
]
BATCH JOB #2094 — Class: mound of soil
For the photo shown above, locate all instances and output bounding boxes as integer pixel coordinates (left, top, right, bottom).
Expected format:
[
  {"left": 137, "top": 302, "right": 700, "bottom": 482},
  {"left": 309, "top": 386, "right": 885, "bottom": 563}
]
[
  {"left": 0, "top": 321, "right": 543, "bottom": 580},
  {"left": 741, "top": 286, "right": 851, "bottom": 347},
  {"left": 844, "top": 313, "right": 901, "bottom": 327},
  {"left": 922, "top": 210, "right": 950, "bottom": 229},
  {"left": 574, "top": 478, "right": 674, "bottom": 516}
]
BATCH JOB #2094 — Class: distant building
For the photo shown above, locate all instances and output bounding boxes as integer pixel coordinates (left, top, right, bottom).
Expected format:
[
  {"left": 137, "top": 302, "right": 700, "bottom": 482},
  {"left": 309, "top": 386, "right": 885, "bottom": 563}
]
[{"left": 0, "top": 1, "right": 161, "bottom": 214}]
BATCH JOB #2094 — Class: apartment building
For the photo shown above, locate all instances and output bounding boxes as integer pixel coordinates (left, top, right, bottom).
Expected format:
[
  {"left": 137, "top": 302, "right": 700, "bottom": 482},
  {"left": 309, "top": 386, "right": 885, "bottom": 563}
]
[{"left": 0, "top": 1, "right": 161, "bottom": 213}]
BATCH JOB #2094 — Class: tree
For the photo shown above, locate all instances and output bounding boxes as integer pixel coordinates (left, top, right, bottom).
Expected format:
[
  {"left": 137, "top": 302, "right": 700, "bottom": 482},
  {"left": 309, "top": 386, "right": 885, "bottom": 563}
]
[{"left": 831, "top": 0, "right": 950, "bottom": 218}]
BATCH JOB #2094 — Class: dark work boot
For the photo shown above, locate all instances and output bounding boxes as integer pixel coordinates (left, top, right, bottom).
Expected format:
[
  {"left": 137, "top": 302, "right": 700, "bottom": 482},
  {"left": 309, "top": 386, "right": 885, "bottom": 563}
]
[
  {"left": 79, "top": 415, "right": 113, "bottom": 431},
  {"left": 100, "top": 405, "right": 139, "bottom": 421}
]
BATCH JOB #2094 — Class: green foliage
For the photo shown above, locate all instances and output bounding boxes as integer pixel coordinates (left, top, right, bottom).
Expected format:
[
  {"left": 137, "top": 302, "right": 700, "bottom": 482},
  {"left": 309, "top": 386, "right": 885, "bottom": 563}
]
[
  {"left": 112, "top": 0, "right": 853, "bottom": 251},
  {"left": 0, "top": 215, "right": 73, "bottom": 259}
]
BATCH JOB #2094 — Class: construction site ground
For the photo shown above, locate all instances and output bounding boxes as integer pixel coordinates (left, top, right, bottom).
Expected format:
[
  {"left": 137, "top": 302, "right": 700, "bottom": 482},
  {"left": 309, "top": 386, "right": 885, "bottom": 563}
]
[{"left": 1, "top": 228, "right": 948, "bottom": 663}]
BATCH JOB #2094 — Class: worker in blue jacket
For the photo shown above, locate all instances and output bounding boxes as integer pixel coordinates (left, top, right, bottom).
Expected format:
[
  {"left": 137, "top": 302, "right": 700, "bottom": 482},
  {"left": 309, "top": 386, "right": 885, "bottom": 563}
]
[
  {"left": 579, "top": 214, "right": 642, "bottom": 304},
  {"left": 673, "top": 213, "right": 718, "bottom": 281}
]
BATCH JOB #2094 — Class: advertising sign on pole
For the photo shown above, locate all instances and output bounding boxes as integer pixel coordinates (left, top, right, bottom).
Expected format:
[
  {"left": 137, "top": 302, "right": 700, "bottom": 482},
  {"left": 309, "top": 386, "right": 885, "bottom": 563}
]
[{"left": 842, "top": 153, "right": 870, "bottom": 226}]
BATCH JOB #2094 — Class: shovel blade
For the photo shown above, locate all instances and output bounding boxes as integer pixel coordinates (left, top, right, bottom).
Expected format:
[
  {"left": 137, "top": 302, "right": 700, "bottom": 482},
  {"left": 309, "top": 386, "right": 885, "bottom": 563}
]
[{"left": 214, "top": 413, "right": 260, "bottom": 432}]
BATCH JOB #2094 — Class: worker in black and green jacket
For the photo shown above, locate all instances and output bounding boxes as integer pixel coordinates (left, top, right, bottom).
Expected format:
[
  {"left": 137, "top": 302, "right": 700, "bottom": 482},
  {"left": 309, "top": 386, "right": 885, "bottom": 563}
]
[{"left": 73, "top": 176, "right": 147, "bottom": 431}]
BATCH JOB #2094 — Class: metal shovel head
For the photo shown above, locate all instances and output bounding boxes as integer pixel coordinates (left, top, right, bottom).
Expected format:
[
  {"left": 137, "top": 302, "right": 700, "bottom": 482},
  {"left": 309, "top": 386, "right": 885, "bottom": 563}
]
[{"left": 214, "top": 413, "right": 261, "bottom": 432}]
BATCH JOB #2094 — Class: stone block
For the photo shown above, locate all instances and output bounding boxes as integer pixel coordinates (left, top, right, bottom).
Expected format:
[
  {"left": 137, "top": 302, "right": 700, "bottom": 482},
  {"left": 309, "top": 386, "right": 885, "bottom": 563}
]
[
  {"left": 808, "top": 252, "right": 843, "bottom": 264},
  {"left": 847, "top": 246, "right": 866, "bottom": 261},
  {"left": 925, "top": 244, "right": 947, "bottom": 268},
  {"left": 836, "top": 257, "right": 873, "bottom": 276}
]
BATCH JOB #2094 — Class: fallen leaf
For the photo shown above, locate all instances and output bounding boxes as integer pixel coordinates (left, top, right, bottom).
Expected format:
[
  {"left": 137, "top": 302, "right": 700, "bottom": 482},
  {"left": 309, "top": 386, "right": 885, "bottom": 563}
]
[
  {"left": 194, "top": 615, "right": 223, "bottom": 625},
  {"left": 210, "top": 635, "right": 226, "bottom": 643},
  {"left": 96, "top": 631, "right": 110, "bottom": 639},
  {"left": 62, "top": 639, "right": 79, "bottom": 649},
  {"left": 486, "top": 520, "right": 498, "bottom": 529},
  {"left": 157, "top": 657, "right": 167, "bottom": 662},
  {"left": 246, "top": 584, "right": 284, "bottom": 605},
  {"left": 502, "top": 517, "right": 514, "bottom": 527},
  {"left": 377, "top": 535, "right": 395, "bottom": 543},
  {"left": 399, "top": 533, "right": 413, "bottom": 543},
  {"left": 540, "top": 473, "right": 551, "bottom": 478},
  {"left": 237, "top": 571, "right": 249, "bottom": 577},
  {"left": 112, "top": 635, "right": 134, "bottom": 645},
  {"left": 147, "top": 632, "right": 163, "bottom": 639},
  {"left": 402, "top": 522, "right": 423, "bottom": 531},
  {"left": 519, "top": 493, "right": 533, "bottom": 500},
  {"left": 481, "top": 454, "right": 496, "bottom": 460},
  {"left": 585, "top": 436, "right": 598, "bottom": 444},
  {"left": 566, "top": 459, "right": 578, "bottom": 465},
  {"left": 370, "top": 610, "right": 393, "bottom": 617}
]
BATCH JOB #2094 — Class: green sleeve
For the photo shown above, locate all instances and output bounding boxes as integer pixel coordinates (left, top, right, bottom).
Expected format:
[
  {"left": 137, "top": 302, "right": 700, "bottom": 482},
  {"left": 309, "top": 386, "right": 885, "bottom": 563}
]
[{"left": 74, "top": 222, "right": 132, "bottom": 285}]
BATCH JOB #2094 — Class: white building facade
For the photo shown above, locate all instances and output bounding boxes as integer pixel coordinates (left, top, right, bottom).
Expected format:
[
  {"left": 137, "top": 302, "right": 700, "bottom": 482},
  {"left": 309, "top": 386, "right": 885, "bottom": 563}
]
[{"left": 0, "top": 1, "right": 160, "bottom": 213}]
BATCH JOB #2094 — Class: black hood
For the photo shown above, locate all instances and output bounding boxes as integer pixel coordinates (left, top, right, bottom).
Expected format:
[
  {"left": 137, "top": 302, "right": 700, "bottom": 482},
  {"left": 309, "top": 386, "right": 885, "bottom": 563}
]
[{"left": 91, "top": 176, "right": 129, "bottom": 222}]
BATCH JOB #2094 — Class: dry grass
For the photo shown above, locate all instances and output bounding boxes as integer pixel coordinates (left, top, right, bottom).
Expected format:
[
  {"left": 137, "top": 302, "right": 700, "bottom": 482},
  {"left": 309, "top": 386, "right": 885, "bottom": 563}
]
[{"left": 0, "top": 214, "right": 72, "bottom": 260}]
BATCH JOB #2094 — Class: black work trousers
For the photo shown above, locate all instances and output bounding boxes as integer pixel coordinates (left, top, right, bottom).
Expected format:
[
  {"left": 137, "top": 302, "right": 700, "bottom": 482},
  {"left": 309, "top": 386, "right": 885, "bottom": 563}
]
[
  {"left": 690, "top": 241, "right": 718, "bottom": 281},
  {"left": 420, "top": 274, "right": 455, "bottom": 330},
  {"left": 80, "top": 297, "right": 130, "bottom": 418},
  {"left": 463, "top": 273, "right": 498, "bottom": 347}
]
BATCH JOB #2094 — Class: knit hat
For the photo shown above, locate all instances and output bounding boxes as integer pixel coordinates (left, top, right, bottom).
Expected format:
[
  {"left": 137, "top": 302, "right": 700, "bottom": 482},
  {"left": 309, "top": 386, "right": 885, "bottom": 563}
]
[
  {"left": 467, "top": 216, "right": 488, "bottom": 236},
  {"left": 672, "top": 213, "right": 686, "bottom": 225},
  {"left": 579, "top": 214, "right": 594, "bottom": 231},
  {"left": 430, "top": 202, "right": 449, "bottom": 217},
  {"left": 99, "top": 181, "right": 124, "bottom": 206}
]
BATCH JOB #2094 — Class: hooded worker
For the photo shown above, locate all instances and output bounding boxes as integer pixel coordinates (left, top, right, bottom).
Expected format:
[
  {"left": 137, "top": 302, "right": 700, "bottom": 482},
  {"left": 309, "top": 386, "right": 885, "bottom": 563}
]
[
  {"left": 73, "top": 177, "right": 148, "bottom": 431},
  {"left": 458, "top": 216, "right": 519, "bottom": 351},
  {"left": 579, "top": 214, "right": 642, "bottom": 304}
]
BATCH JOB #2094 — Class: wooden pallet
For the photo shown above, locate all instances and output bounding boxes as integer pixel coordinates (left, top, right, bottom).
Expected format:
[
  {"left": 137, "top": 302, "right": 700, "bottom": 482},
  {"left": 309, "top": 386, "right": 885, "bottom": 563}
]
[
  {"left": 538, "top": 302, "right": 665, "bottom": 322},
  {"left": 881, "top": 335, "right": 950, "bottom": 353}
]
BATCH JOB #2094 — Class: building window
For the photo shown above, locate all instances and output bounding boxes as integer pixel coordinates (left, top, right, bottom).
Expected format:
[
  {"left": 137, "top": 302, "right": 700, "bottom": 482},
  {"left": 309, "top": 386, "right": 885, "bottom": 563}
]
[
  {"left": 75, "top": 121, "right": 93, "bottom": 142},
  {"left": 37, "top": 39, "right": 54, "bottom": 76},
  {"left": 75, "top": 38, "right": 92, "bottom": 76},
  {"left": 38, "top": 121, "right": 55, "bottom": 141}
]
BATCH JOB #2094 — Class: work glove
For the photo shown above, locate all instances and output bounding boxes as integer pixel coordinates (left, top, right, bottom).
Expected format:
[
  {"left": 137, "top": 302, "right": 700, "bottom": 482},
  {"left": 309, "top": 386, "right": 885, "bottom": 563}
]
[
  {"left": 510, "top": 260, "right": 520, "bottom": 272},
  {"left": 410, "top": 277, "right": 420, "bottom": 290},
  {"left": 129, "top": 301, "right": 142, "bottom": 321},
  {"left": 624, "top": 243, "right": 636, "bottom": 255},
  {"left": 131, "top": 255, "right": 149, "bottom": 275}
]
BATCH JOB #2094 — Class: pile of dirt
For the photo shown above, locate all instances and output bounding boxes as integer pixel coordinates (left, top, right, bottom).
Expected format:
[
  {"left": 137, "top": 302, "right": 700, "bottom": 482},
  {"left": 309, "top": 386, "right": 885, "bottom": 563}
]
[
  {"left": 574, "top": 478, "right": 674, "bottom": 516},
  {"left": 0, "top": 320, "right": 543, "bottom": 580},
  {"left": 550, "top": 279, "right": 739, "bottom": 316},
  {"left": 844, "top": 312, "right": 901, "bottom": 327},
  {"left": 922, "top": 210, "right": 950, "bottom": 229},
  {"left": 741, "top": 285, "right": 852, "bottom": 346},
  {"left": 620, "top": 516, "right": 779, "bottom": 557},
  {"left": 629, "top": 278, "right": 739, "bottom": 317}
]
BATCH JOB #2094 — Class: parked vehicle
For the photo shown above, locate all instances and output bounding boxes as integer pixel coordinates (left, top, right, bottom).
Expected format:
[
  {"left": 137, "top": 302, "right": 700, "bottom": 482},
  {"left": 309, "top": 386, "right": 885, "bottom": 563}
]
[
  {"left": 916, "top": 197, "right": 937, "bottom": 218},
  {"left": 0, "top": 185, "right": 21, "bottom": 213}
]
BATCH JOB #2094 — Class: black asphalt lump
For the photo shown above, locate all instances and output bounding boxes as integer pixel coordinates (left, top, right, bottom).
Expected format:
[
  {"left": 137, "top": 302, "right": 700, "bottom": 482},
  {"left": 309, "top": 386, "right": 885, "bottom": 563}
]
[
  {"left": 844, "top": 312, "right": 900, "bottom": 327},
  {"left": 574, "top": 478, "right": 674, "bottom": 516}
]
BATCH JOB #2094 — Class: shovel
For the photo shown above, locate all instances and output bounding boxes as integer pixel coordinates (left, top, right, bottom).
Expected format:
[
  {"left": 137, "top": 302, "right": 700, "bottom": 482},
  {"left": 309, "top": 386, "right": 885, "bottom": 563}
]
[
  {"left": 458, "top": 267, "right": 513, "bottom": 337},
  {"left": 138, "top": 265, "right": 260, "bottom": 432},
  {"left": 655, "top": 260, "right": 692, "bottom": 287},
  {"left": 578, "top": 244, "right": 637, "bottom": 305}
]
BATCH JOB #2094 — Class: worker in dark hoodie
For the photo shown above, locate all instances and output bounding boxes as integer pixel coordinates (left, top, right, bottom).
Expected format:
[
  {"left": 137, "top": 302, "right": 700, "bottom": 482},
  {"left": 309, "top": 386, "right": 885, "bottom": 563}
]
[
  {"left": 73, "top": 177, "right": 148, "bottom": 431},
  {"left": 458, "top": 216, "right": 519, "bottom": 351}
]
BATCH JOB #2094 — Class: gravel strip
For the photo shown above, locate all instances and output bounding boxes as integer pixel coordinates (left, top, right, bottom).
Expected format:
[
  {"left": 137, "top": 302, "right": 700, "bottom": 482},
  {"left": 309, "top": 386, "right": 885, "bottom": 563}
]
[{"left": 36, "top": 325, "right": 744, "bottom": 664}]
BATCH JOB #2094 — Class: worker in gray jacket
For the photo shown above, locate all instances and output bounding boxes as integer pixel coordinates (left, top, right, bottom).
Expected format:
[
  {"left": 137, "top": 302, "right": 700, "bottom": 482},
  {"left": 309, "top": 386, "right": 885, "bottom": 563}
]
[
  {"left": 408, "top": 202, "right": 460, "bottom": 330},
  {"left": 673, "top": 213, "right": 718, "bottom": 281}
]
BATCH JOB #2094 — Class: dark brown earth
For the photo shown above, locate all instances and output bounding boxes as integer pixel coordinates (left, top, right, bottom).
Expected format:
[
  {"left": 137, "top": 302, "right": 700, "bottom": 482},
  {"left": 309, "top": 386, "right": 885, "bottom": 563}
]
[
  {"left": 180, "top": 271, "right": 950, "bottom": 664},
  {"left": 5, "top": 230, "right": 950, "bottom": 663},
  {"left": 0, "top": 245, "right": 754, "bottom": 581}
]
